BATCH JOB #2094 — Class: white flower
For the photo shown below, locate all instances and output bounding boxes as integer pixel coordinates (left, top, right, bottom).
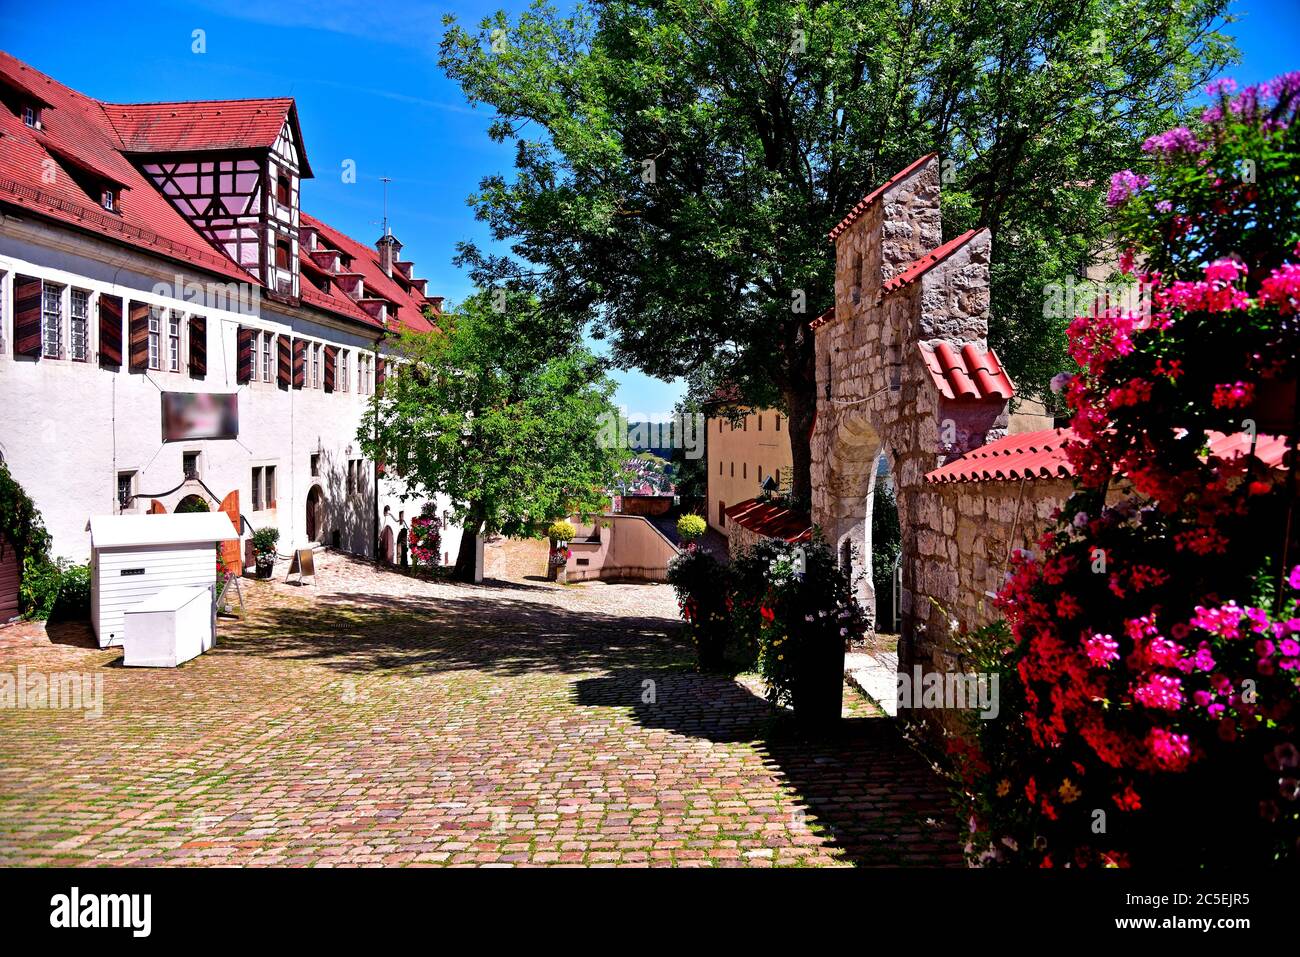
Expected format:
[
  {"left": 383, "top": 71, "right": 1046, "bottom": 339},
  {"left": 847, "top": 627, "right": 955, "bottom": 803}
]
[
  {"left": 1072, "top": 511, "right": 1089, "bottom": 528},
  {"left": 804, "top": 615, "right": 815, "bottom": 623},
  {"left": 839, "top": 628, "right": 848, "bottom": 636},
  {"left": 1049, "top": 371, "right": 1074, "bottom": 394}
]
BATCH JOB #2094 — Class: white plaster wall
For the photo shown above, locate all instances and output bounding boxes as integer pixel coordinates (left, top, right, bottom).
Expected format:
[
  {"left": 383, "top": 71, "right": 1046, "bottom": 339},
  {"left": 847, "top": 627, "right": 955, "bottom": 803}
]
[{"left": 0, "top": 217, "right": 459, "bottom": 567}]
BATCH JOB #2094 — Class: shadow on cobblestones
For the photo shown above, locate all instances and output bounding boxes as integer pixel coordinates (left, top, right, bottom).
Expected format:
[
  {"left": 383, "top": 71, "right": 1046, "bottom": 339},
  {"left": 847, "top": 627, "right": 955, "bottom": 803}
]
[
  {"left": 224, "top": 590, "right": 691, "bottom": 677},
  {"left": 575, "top": 669, "right": 963, "bottom": 866}
]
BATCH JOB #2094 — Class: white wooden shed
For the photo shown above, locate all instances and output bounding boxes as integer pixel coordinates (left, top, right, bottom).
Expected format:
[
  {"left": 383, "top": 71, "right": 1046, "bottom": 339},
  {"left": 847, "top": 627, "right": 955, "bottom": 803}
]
[{"left": 90, "top": 513, "right": 238, "bottom": 649}]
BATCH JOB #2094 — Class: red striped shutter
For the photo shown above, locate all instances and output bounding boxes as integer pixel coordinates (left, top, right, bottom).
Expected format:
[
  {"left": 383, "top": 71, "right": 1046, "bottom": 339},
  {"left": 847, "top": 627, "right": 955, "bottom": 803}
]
[
  {"left": 277, "top": 334, "right": 292, "bottom": 389},
  {"left": 189, "top": 315, "right": 207, "bottom": 377},
  {"left": 323, "top": 345, "right": 337, "bottom": 393},
  {"left": 236, "top": 327, "right": 254, "bottom": 384},
  {"left": 14, "top": 276, "right": 42, "bottom": 358},
  {"left": 98, "top": 294, "right": 123, "bottom": 367},
  {"left": 376, "top": 357, "right": 386, "bottom": 388},
  {"left": 128, "top": 302, "right": 150, "bottom": 371},
  {"left": 292, "top": 338, "right": 306, "bottom": 388}
]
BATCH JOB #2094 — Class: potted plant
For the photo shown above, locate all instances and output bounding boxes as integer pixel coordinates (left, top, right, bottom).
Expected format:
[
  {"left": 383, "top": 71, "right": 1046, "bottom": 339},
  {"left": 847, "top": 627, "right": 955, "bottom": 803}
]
[
  {"left": 546, "top": 519, "right": 575, "bottom": 583},
  {"left": 675, "top": 513, "right": 707, "bottom": 547},
  {"left": 251, "top": 527, "right": 280, "bottom": 578}
]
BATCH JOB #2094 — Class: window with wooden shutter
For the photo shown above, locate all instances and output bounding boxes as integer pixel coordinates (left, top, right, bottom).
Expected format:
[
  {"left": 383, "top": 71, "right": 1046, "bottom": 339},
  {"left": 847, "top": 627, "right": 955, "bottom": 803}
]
[
  {"left": 128, "top": 301, "right": 150, "bottom": 372},
  {"left": 98, "top": 294, "right": 123, "bottom": 367},
  {"left": 188, "top": 315, "right": 207, "bottom": 377},
  {"left": 236, "top": 326, "right": 254, "bottom": 384},
  {"left": 323, "top": 345, "right": 337, "bottom": 393},
  {"left": 14, "top": 275, "right": 42, "bottom": 358},
  {"left": 277, "top": 334, "right": 291, "bottom": 389},
  {"left": 292, "top": 337, "right": 306, "bottom": 389}
]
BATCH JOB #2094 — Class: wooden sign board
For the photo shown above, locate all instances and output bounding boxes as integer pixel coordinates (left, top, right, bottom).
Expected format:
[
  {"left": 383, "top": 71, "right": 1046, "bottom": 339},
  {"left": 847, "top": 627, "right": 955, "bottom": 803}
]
[{"left": 286, "top": 548, "right": 316, "bottom": 585}]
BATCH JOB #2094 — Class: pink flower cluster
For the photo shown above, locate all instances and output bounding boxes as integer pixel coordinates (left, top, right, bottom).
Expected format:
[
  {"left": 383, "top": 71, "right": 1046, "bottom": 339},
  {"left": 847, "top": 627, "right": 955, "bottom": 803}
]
[
  {"left": 1107, "top": 169, "right": 1150, "bottom": 207},
  {"left": 1142, "top": 126, "right": 1205, "bottom": 155}
]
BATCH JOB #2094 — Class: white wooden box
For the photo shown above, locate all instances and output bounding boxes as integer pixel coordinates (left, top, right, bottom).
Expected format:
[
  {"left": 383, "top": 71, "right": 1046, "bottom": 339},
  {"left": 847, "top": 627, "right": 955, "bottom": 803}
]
[
  {"left": 90, "top": 513, "right": 237, "bottom": 648},
  {"left": 122, "top": 585, "right": 214, "bottom": 668}
]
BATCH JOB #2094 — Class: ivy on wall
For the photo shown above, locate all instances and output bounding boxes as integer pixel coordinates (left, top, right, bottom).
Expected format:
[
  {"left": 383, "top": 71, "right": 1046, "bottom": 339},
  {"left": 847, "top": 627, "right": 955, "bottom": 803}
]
[{"left": 0, "top": 460, "right": 51, "bottom": 567}]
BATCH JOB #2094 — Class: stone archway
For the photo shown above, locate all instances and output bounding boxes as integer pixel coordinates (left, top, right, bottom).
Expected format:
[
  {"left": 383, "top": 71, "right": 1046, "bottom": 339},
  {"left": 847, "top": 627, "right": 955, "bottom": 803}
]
[
  {"left": 175, "top": 493, "right": 210, "bottom": 513},
  {"left": 306, "top": 485, "right": 324, "bottom": 543}
]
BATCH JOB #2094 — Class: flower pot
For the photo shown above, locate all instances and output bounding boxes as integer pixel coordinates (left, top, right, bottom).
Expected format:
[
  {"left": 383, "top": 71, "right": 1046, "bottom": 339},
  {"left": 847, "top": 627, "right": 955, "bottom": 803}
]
[
  {"left": 793, "top": 637, "right": 845, "bottom": 728},
  {"left": 1250, "top": 376, "right": 1297, "bottom": 436},
  {"left": 255, "top": 557, "right": 274, "bottom": 579}
]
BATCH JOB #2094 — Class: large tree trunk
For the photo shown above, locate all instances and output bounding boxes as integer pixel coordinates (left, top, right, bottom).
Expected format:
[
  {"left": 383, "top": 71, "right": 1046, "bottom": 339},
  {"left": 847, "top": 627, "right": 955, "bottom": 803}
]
[
  {"left": 453, "top": 512, "right": 485, "bottom": 582},
  {"left": 785, "top": 384, "right": 816, "bottom": 506},
  {"left": 782, "top": 324, "right": 819, "bottom": 507}
]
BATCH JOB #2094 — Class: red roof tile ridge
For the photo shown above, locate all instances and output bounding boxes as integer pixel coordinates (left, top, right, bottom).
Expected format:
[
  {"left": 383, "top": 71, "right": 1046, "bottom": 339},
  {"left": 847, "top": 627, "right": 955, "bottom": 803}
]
[
  {"left": 828, "top": 153, "right": 938, "bottom": 242},
  {"left": 883, "top": 227, "right": 986, "bottom": 294}
]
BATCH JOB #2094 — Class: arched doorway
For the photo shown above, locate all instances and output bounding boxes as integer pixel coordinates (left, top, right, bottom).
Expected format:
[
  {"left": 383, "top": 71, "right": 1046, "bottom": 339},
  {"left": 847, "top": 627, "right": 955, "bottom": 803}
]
[
  {"left": 306, "top": 486, "right": 324, "bottom": 543},
  {"left": 175, "top": 494, "right": 210, "bottom": 513}
]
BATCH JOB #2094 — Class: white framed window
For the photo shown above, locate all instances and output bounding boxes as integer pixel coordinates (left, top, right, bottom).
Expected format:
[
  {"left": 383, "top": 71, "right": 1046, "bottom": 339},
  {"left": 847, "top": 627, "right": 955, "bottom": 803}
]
[
  {"left": 168, "top": 311, "right": 181, "bottom": 372},
  {"left": 251, "top": 466, "right": 263, "bottom": 511},
  {"left": 340, "top": 349, "right": 349, "bottom": 392},
  {"left": 41, "top": 282, "right": 63, "bottom": 359},
  {"left": 22, "top": 105, "right": 36, "bottom": 128},
  {"left": 69, "top": 288, "right": 89, "bottom": 361},
  {"left": 261, "top": 331, "right": 272, "bottom": 382},
  {"left": 183, "top": 451, "right": 200, "bottom": 480},
  {"left": 148, "top": 307, "right": 162, "bottom": 370},
  {"left": 264, "top": 465, "right": 276, "bottom": 508},
  {"left": 311, "top": 344, "right": 320, "bottom": 388},
  {"left": 101, "top": 189, "right": 115, "bottom": 211}
]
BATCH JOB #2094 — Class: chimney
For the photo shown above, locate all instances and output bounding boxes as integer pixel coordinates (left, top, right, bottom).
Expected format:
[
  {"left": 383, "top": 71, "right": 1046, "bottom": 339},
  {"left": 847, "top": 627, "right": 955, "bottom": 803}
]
[{"left": 376, "top": 231, "right": 402, "bottom": 278}]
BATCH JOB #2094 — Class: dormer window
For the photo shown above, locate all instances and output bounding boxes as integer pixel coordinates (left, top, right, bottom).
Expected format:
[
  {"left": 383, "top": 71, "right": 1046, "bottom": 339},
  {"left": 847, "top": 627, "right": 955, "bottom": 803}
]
[
  {"left": 22, "top": 105, "right": 37, "bottom": 128},
  {"left": 101, "top": 188, "right": 115, "bottom": 211}
]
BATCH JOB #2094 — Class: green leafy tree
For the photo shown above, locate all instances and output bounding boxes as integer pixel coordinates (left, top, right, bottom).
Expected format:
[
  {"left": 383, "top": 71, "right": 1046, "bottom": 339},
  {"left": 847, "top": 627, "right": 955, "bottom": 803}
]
[
  {"left": 360, "top": 290, "right": 622, "bottom": 580},
  {"left": 440, "top": 0, "right": 1235, "bottom": 500}
]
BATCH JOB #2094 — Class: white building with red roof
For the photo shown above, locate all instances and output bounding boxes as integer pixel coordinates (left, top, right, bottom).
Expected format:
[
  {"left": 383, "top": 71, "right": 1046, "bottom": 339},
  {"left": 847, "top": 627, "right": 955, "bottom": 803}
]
[{"left": 0, "top": 51, "right": 459, "bottom": 568}]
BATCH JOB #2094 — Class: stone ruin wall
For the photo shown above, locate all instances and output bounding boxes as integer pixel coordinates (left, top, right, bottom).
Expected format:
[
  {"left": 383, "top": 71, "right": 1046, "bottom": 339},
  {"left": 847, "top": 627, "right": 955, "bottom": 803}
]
[{"left": 807, "top": 154, "right": 1081, "bottom": 740}]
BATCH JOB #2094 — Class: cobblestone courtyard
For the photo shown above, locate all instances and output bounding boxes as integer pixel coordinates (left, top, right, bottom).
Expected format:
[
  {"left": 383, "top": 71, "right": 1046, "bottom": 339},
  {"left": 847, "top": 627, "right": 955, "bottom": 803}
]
[{"left": 0, "top": 552, "right": 960, "bottom": 867}]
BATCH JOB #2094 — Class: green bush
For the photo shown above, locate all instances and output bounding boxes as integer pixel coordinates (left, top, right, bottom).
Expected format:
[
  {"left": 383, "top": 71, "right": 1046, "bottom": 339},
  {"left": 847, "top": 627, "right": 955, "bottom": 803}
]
[
  {"left": 21, "top": 557, "right": 90, "bottom": 622},
  {"left": 174, "top": 496, "right": 211, "bottom": 513},
  {"left": 676, "top": 513, "right": 707, "bottom": 542},
  {"left": 49, "top": 563, "right": 90, "bottom": 622}
]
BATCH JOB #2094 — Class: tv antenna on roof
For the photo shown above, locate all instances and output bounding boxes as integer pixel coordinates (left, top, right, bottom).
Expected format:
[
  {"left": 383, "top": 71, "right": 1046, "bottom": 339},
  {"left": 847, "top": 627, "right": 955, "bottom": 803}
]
[{"left": 379, "top": 175, "right": 393, "bottom": 238}]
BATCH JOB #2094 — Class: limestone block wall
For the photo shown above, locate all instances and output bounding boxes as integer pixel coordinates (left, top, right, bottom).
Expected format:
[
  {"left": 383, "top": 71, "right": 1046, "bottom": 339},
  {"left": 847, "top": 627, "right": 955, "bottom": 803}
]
[{"left": 911, "top": 479, "right": 1068, "bottom": 672}]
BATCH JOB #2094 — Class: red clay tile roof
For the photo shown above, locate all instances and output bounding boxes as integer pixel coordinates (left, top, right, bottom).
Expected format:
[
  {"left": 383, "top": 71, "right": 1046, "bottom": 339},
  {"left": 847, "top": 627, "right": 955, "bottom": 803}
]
[
  {"left": 103, "top": 98, "right": 314, "bottom": 176},
  {"left": 724, "top": 498, "right": 813, "bottom": 543},
  {"left": 925, "top": 428, "right": 1290, "bottom": 484},
  {"left": 0, "top": 50, "right": 431, "bottom": 332},
  {"left": 300, "top": 213, "right": 436, "bottom": 334},
  {"left": 808, "top": 305, "right": 835, "bottom": 330},
  {"left": 919, "top": 340, "right": 1014, "bottom": 401},
  {"left": 828, "top": 153, "right": 937, "bottom": 242},
  {"left": 883, "top": 227, "right": 986, "bottom": 293},
  {"left": 925, "top": 428, "right": 1074, "bottom": 484}
]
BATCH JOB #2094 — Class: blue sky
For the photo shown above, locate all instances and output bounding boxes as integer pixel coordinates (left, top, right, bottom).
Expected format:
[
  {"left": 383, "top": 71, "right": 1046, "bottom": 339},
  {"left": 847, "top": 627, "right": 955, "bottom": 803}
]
[{"left": 1, "top": 0, "right": 1297, "bottom": 413}]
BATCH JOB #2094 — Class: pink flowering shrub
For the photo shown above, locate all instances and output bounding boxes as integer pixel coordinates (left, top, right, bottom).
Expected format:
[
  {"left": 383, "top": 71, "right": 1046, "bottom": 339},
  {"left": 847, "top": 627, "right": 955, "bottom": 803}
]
[
  {"left": 409, "top": 504, "right": 442, "bottom": 568},
  {"left": 953, "top": 74, "right": 1300, "bottom": 867}
]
